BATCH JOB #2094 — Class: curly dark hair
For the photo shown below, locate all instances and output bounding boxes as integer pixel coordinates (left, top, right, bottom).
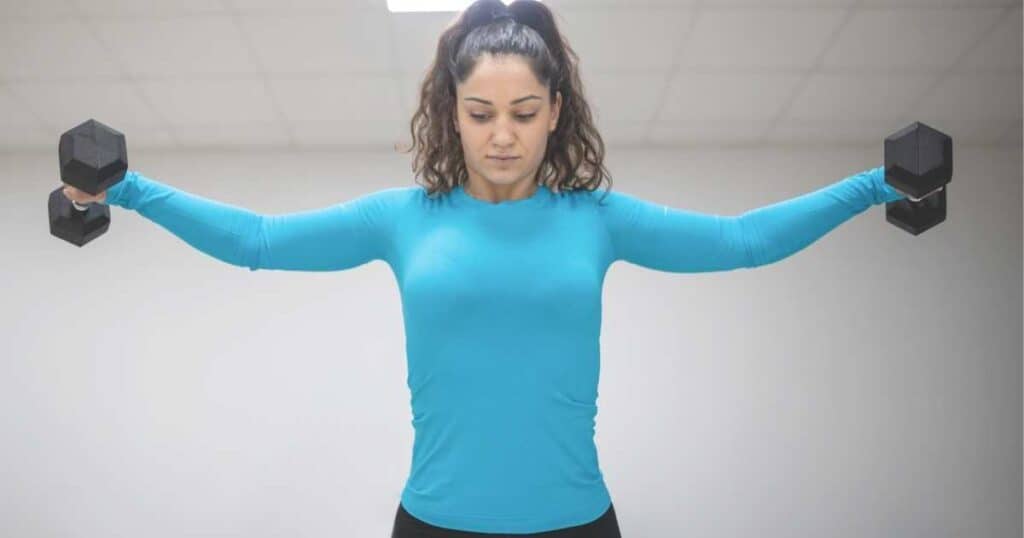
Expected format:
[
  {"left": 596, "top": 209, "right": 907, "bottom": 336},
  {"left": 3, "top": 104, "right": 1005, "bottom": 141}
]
[{"left": 396, "top": 0, "right": 614, "bottom": 204}]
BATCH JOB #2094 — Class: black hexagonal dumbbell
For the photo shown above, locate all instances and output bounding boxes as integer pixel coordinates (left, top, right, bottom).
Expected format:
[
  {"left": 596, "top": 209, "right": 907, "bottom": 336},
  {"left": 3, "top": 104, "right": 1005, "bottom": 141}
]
[
  {"left": 48, "top": 119, "right": 129, "bottom": 247},
  {"left": 884, "top": 121, "right": 952, "bottom": 236}
]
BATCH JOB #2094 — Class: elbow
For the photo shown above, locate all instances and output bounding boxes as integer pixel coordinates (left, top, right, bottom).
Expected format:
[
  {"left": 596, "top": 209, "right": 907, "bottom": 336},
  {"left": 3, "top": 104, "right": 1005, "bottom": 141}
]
[
  {"left": 238, "top": 214, "right": 265, "bottom": 271},
  {"left": 732, "top": 215, "right": 764, "bottom": 269}
]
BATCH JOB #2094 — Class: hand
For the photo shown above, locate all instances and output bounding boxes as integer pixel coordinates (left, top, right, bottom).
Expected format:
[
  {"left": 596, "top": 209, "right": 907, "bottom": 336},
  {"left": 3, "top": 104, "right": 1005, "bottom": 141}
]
[{"left": 62, "top": 184, "right": 107, "bottom": 205}]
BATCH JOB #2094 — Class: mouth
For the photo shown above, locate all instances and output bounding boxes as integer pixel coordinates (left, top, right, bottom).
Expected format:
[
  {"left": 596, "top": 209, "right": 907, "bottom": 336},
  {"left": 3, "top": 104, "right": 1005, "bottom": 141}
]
[{"left": 488, "top": 156, "right": 519, "bottom": 161}]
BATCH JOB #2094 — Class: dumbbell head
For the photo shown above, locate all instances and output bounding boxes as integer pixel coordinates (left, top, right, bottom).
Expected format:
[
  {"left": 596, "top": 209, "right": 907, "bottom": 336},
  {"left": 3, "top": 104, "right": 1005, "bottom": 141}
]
[
  {"left": 48, "top": 186, "right": 111, "bottom": 247},
  {"left": 885, "top": 184, "right": 947, "bottom": 236},
  {"left": 884, "top": 121, "right": 952, "bottom": 235},
  {"left": 58, "top": 118, "right": 128, "bottom": 195},
  {"left": 49, "top": 119, "right": 127, "bottom": 247}
]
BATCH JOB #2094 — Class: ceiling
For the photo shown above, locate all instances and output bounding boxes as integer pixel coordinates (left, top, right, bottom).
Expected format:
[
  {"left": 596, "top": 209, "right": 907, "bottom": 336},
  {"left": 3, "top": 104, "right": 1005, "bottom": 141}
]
[{"left": 1, "top": 0, "right": 1020, "bottom": 153}]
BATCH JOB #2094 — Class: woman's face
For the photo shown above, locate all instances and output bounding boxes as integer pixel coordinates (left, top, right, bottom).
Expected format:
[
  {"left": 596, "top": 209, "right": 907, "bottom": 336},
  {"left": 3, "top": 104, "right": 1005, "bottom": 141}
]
[{"left": 454, "top": 54, "right": 561, "bottom": 198}]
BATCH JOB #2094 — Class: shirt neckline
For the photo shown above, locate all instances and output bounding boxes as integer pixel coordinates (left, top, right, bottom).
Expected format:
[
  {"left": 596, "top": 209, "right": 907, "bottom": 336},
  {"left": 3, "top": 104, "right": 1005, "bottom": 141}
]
[{"left": 452, "top": 183, "right": 550, "bottom": 208}]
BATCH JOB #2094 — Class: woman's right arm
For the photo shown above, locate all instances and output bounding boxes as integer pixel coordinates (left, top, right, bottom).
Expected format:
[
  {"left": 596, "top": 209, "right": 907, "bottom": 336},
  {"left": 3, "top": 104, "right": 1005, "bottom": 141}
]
[{"left": 104, "top": 171, "right": 405, "bottom": 271}]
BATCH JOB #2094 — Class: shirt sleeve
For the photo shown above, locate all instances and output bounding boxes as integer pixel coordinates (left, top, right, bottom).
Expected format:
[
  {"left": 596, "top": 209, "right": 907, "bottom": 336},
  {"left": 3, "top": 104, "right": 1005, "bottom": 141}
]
[
  {"left": 598, "top": 166, "right": 908, "bottom": 272},
  {"left": 104, "top": 171, "right": 404, "bottom": 272}
]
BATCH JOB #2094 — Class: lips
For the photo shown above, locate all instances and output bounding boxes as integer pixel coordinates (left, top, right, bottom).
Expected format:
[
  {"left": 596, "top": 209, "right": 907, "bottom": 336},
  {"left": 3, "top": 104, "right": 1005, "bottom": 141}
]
[
  {"left": 489, "top": 156, "right": 518, "bottom": 160},
  {"left": 490, "top": 157, "right": 517, "bottom": 166}
]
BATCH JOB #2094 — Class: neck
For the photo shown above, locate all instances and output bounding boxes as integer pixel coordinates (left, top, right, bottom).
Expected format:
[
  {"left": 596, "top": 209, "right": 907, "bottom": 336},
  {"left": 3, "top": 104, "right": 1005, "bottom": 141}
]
[{"left": 464, "top": 180, "right": 538, "bottom": 203}]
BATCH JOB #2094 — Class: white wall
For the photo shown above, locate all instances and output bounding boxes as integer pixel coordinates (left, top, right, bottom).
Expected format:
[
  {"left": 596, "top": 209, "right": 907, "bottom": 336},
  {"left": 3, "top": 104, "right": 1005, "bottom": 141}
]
[{"left": 2, "top": 143, "right": 1020, "bottom": 537}]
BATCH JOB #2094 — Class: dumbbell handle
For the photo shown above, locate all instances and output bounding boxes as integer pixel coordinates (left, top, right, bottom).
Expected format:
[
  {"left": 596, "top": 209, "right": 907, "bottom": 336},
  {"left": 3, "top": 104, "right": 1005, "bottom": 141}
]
[
  {"left": 906, "top": 185, "right": 944, "bottom": 202},
  {"left": 61, "top": 184, "right": 99, "bottom": 211}
]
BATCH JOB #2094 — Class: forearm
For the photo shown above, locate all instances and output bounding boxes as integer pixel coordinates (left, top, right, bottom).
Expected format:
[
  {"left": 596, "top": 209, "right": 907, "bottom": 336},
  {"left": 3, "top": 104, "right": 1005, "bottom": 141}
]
[
  {"left": 738, "top": 166, "right": 906, "bottom": 267},
  {"left": 105, "top": 171, "right": 261, "bottom": 269}
]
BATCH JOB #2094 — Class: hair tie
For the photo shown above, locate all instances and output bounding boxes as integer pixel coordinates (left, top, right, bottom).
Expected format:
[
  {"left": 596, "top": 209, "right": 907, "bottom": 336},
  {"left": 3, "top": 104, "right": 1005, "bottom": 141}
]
[{"left": 491, "top": 5, "right": 515, "bottom": 23}]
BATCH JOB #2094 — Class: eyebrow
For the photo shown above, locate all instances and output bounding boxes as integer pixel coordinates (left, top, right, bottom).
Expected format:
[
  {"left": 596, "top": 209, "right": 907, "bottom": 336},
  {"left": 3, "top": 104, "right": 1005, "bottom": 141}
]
[{"left": 463, "top": 95, "right": 542, "bottom": 106}]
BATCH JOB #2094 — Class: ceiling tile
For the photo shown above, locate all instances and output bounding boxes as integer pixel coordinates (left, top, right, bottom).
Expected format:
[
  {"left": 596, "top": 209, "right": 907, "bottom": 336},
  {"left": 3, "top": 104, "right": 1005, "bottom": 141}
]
[
  {"left": 121, "top": 126, "right": 177, "bottom": 151},
  {"left": 680, "top": 8, "right": 847, "bottom": 70},
  {"left": 786, "top": 73, "right": 934, "bottom": 121},
  {"left": 548, "top": 0, "right": 695, "bottom": 6},
  {"left": 7, "top": 81, "right": 163, "bottom": 132},
  {"left": 137, "top": 79, "right": 280, "bottom": 124},
  {"left": 770, "top": 117, "right": 1007, "bottom": 148},
  {"left": 229, "top": 0, "right": 379, "bottom": 12},
  {"left": 648, "top": 120, "right": 771, "bottom": 146},
  {"left": 659, "top": 72, "right": 804, "bottom": 121},
  {"left": 821, "top": 7, "right": 1005, "bottom": 72},
  {"left": 0, "top": 123, "right": 56, "bottom": 152},
  {"left": 555, "top": 7, "right": 693, "bottom": 71},
  {"left": 173, "top": 121, "right": 292, "bottom": 149},
  {"left": 955, "top": 6, "right": 1022, "bottom": 72},
  {"left": 1002, "top": 119, "right": 1021, "bottom": 148},
  {"left": 392, "top": 12, "right": 465, "bottom": 76},
  {"left": 929, "top": 118, "right": 1018, "bottom": 146},
  {"left": 704, "top": 0, "right": 852, "bottom": 4},
  {"left": 288, "top": 118, "right": 409, "bottom": 149},
  {"left": 913, "top": 73, "right": 1021, "bottom": 122},
  {"left": 269, "top": 75, "right": 403, "bottom": 123},
  {"left": 1, "top": 0, "right": 77, "bottom": 20},
  {"left": 551, "top": 1, "right": 852, "bottom": 6},
  {"left": 0, "top": 20, "right": 122, "bottom": 80},
  {"left": 69, "top": 0, "right": 228, "bottom": 17},
  {"left": 0, "top": 86, "right": 45, "bottom": 126},
  {"left": 399, "top": 74, "right": 430, "bottom": 117},
  {"left": 391, "top": 6, "right": 690, "bottom": 75},
  {"left": 582, "top": 73, "right": 666, "bottom": 123},
  {"left": 860, "top": 0, "right": 1013, "bottom": 5},
  {"left": 238, "top": 12, "right": 394, "bottom": 75},
  {"left": 593, "top": 120, "right": 650, "bottom": 147},
  {"left": 92, "top": 17, "right": 261, "bottom": 78},
  {"left": 770, "top": 117, "right": 905, "bottom": 146}
]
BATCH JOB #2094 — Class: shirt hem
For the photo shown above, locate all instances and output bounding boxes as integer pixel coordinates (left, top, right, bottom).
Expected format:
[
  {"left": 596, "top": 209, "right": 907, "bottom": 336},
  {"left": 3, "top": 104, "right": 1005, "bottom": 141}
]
[{"left": 399, "top": 488, "right": 612, "bottom": 534}]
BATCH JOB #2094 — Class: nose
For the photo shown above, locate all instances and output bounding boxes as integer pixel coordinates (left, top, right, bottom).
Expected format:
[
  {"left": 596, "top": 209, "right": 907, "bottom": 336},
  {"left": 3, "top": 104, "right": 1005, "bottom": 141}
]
[{"left": 490, "top": 118, "right": 517, "bottom": 146}]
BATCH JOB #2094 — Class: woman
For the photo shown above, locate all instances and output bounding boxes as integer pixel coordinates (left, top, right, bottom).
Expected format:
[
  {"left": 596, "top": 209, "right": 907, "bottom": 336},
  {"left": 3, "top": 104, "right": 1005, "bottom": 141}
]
[{"left": 69, "top": 1, "right": 908, "bottom": 536}]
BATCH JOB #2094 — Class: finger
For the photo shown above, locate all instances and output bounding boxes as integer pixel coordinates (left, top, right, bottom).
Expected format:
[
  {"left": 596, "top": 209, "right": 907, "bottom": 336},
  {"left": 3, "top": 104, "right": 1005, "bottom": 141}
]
[{"left": 63, "top": 186, "right": 86, "bottom": 202}]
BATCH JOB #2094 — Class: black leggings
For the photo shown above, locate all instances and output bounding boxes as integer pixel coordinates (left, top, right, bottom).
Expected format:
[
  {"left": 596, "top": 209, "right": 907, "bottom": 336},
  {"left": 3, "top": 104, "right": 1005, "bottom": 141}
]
[{"left": 391, "top": 502, "right": 622, "bottom": 538}]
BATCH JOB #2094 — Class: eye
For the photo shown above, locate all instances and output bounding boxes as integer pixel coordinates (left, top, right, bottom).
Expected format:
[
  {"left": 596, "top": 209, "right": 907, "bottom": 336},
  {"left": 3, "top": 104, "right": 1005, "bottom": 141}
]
[{"left": 470, "top": 113, "right": 537, "bottom": 122}]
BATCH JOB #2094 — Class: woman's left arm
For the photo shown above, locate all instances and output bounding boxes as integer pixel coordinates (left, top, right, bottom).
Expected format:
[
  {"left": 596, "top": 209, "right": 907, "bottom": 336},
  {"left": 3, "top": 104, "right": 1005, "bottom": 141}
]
[{"left": 599, "top": 166, "right": 908, "bottom": 272}]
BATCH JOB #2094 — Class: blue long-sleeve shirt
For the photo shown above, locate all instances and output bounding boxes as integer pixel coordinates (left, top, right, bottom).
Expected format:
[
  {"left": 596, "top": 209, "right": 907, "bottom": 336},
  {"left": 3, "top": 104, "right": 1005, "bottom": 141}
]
[{"left": 103, "top": 167, "right": 907, "bottom": 533}]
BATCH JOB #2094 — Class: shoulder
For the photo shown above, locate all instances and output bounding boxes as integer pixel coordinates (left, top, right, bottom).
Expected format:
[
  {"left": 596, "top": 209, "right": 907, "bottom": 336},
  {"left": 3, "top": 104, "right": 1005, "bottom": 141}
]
[
  {"left": 571, "top": 186, "right": 640, "bottom": 212},
  {"left": 349, "top": 185, "right": 423, "bottom": 211},
  {"left": 365, "top": 185, "right": 423, "bottom": 201}
]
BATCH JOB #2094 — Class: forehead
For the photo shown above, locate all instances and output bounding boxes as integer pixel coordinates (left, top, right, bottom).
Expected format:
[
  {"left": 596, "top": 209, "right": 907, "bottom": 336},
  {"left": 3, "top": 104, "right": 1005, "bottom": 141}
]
[{"left": 458, "top": 55, "right": 545, "bottom": 101}]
